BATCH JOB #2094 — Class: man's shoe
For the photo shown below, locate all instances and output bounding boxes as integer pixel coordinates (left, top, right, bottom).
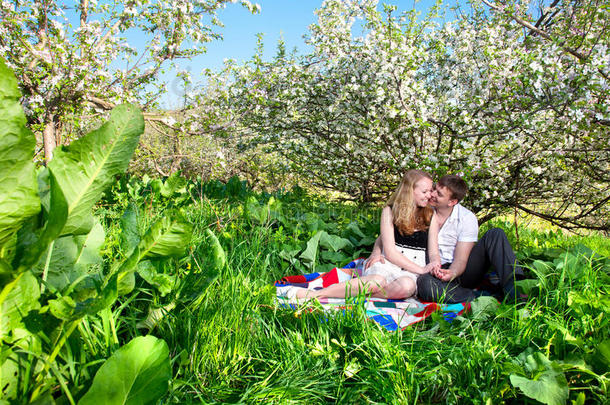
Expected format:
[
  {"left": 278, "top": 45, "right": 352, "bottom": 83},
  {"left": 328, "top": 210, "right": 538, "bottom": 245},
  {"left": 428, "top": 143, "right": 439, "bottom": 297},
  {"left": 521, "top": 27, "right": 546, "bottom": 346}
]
[{"left": 502, "top": 282, "right": 527, "bottom": 304}]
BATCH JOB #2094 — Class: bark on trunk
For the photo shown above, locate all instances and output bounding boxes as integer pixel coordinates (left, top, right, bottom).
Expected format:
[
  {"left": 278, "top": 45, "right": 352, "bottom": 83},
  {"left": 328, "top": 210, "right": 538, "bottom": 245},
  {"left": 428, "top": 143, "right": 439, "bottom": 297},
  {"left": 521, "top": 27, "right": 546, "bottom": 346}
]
[
  {"left": 43, "top": 118, "right": 57, "bottom": 164},
  {"left": 169, "top": 132, "right": 182, "bottom": 175}
]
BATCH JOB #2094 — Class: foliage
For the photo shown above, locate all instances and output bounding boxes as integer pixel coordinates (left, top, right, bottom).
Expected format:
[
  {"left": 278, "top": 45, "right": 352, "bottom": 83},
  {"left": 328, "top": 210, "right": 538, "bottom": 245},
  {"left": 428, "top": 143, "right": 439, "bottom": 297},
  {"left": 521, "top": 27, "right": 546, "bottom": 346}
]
[
  {"left": 209, "top": 0, "right": 609, "bottom": 230},
  {"left": 3, "top": 154, "right": 609, "bottom": 403},
  {"left": 0, "top": 60, "right": 40, "bottom": 262},
  {"left": 0, "top": 61, "right": 196, "bottom": 403},
  {"left": 128, "top": 173, "right": 606, "bottom": 404},
  {"left": 0, "top": 0, "right": 260, "bottom": 161},
  {"left": 96, "top": 172, "right": 609, "bottom": 403},
  {"left": 78, "top": 335, "right": 171, "bottom": 405},
  {"left": 506, "top": 350, "right": 569, "bottom": 405}
]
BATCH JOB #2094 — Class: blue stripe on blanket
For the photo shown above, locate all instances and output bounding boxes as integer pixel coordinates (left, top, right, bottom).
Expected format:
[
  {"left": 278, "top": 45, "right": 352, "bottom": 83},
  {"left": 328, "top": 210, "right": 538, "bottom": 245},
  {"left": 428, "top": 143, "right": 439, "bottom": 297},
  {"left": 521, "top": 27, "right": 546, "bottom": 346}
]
[{"left": 371, "top": 315, "right": 399, "bottom": 331}]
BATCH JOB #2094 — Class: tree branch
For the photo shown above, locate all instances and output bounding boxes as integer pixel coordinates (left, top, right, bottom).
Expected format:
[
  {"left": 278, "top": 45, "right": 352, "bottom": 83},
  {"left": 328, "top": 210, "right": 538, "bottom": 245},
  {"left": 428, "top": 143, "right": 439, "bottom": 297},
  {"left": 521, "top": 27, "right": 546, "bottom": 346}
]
[{"left": 480, "top": 0, "right": 589, "bottom": 62}]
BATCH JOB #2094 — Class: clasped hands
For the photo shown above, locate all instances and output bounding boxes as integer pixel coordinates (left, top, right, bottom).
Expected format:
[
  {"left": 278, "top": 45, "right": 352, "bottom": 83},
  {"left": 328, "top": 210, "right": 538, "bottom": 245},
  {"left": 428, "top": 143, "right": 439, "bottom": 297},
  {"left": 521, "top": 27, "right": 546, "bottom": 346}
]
[
  {"left": 425, "top": 261, "right": 456, "bottom": 281},
  {"left": 365, "top": 254, "right": 456, "bottom": 281}
]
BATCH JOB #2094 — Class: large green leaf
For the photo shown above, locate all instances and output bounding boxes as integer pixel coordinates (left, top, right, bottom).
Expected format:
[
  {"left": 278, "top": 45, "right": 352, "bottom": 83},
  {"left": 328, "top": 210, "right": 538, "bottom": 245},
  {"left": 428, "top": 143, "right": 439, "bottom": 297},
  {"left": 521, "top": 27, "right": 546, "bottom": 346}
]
[
  {"left": 13, "top": 159, "right": 68, "bottom": 272},
  {"left": 205, "top": 229, "right": 226, "bottom": 270},
  {"left": 0, "top": 328, "right": 42, "bottom": 400},
  {"left": 0, "top": 271, "right": 40, "bottom": 341},
  {"left": 48, "top": 104, "right": 144, "bottom": 236},
  {"left": 0, "top": 60, "right": 40, "bottom": 254},
  {"left": 78, "top": 335, "right": 171, "bottom": 405},
  {"left": 470, "top": 296, "right": 500, "bottom": 322},
  {"left": 0, "top": 259, "right": 12, "bottom": 287},
  {"left": 299, "top": 231, "right": 353, "bottom": 269},
  {"left": 0, "top": 347, "right": 18, "bottom": 400},
  {"left": 117, "top": 212, "right": 192, "bottom": 276},
  {"left": 119, "top": 203, "right": 140, "bottom": 256},
  {"left": 299, "top": 231, "right": 324, "bottom": 268},
  {"left": 48, "top": 274, "right": 117, "bottom": 321},
  {"left": 245, "top": 195, "right": 269, "bottom": 224},
  {"left": 509, "top": 351, "right": 569, "bottom": 405},
  {"left": 346, "top": 222, "right": 366, "bottom": 239},
  {"left": 35, "top": 220, "right": 105, "bottom": 293},
  {"left": 136, "top": 212, "right": 192, "bottom": 260},
  {"left": 589, "top": 339, "right": 610, "bottom": 374},
  {"left": 136, "top": 260, "right": 176, "bottom": 297},
  {"left": 320, "top": 250, "right": 349, "bottom": 263},
  {"left": 136, "top": 302, "right": 176, "bottom": 331},
  {"left": 151, "top": 171, "right": 189, "bottom": 199},
  {"left": 320, "top": 232, "right": 353, "bottom": 252}
]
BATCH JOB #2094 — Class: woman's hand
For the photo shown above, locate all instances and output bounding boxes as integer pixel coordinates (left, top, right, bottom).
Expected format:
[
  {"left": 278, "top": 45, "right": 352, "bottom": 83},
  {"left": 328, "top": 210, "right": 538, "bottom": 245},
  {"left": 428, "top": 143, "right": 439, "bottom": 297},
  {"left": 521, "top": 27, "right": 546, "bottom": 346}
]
[
  {"left": 433, "top": 266, "right": 456, "bottom": 281},
  {"left": 365, "top": 253, "right": 385, "bottom": 269},
  {"left": 366, "top": 236, "right": 385, "bottom": 269}
]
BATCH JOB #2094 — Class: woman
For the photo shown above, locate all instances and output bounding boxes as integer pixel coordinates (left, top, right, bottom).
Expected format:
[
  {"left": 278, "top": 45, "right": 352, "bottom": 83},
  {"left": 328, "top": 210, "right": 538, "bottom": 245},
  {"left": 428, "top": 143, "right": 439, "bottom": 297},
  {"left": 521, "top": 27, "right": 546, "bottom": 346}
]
[{"left": 279, "top": 169, "right": 435, "bottom": 300}]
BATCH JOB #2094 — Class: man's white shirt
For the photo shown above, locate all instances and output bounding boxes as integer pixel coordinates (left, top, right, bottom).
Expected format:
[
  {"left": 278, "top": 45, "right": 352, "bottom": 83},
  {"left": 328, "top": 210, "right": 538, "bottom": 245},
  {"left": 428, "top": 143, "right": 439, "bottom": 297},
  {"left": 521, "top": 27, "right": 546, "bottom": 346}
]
[{"left": 437, "top": 203, "right": 479, "bottom": 264}]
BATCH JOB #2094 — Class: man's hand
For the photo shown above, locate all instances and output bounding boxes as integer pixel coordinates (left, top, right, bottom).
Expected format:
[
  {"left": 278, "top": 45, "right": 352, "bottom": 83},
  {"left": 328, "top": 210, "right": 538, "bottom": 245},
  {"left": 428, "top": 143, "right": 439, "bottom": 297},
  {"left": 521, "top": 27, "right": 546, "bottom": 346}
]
[
  {"left": 365, "top": 253, "right": 385, "bottom": 269},
  {"left": 423, "top": 262, "right": 440, "bottom": 274},
  {"left": 433, "top": 266, "right": 456, "bottom": 282}
]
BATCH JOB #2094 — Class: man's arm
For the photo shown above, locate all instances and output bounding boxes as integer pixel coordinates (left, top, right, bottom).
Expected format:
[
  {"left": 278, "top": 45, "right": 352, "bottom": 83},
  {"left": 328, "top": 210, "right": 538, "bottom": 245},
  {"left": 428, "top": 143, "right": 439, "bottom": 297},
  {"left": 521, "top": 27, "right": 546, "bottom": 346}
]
[
  {"left": 433, "top": 209, "right": 478, "bottom": 281},
  {"left": 433, "top": 241, "right": 475, "bottom": 281},
  {"left": 425, "top": 213, "right": 441, "bottom": 273}
]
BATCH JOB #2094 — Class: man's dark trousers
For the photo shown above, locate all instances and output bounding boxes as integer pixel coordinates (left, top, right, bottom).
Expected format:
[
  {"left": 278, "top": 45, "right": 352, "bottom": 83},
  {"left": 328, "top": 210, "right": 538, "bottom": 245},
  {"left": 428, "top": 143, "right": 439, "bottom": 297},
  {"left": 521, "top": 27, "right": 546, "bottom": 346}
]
[{"left": 417, "top": 228, "right": 524, "bottom": 303}]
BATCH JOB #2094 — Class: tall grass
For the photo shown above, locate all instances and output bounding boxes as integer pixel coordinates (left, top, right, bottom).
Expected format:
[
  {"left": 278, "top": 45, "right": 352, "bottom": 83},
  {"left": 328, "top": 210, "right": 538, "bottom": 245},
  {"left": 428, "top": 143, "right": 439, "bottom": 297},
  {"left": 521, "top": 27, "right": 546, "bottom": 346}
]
[{"left": 95, "top": 179, "right": 609, "bottom": 404}]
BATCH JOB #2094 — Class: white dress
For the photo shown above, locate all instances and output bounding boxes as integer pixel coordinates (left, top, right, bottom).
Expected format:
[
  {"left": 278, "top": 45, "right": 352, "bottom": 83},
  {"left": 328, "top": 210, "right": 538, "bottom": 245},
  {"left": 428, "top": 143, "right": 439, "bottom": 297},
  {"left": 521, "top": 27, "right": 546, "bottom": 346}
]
[{"left": 363, "top": 230, "right": 427, "bottom": 289}]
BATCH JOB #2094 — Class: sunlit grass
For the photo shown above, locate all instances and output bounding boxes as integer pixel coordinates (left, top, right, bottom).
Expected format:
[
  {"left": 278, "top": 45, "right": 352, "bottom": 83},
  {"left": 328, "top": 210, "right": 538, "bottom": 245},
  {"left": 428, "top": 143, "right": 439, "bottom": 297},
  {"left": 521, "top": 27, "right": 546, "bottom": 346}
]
[{"left": 89, "top": 180, "right": 609, "bottom": 403}]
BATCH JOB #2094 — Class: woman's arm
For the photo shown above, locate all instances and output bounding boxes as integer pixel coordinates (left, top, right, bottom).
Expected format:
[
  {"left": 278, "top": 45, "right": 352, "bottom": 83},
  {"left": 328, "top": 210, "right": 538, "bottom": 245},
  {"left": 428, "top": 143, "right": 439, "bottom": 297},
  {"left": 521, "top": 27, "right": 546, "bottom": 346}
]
[
  {"left": 379, "top": 206, "right": 427, "bottom": 274},
  {"left": 364, "top": 236, "right": 385, "bottom": 269}
]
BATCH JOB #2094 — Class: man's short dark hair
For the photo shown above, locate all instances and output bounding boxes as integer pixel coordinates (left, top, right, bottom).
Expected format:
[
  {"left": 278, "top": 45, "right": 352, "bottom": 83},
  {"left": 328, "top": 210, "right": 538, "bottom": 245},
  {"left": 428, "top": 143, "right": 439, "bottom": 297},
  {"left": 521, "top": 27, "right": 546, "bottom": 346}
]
[{"left": 437, "top": 175, "right": 468, "bottom": 201}]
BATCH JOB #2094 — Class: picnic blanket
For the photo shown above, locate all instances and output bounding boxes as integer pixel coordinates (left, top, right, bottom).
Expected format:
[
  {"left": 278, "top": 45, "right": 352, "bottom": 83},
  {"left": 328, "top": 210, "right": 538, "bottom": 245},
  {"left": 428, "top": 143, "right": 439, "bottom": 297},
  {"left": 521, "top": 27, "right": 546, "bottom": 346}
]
[{"left": 275, "top": 259, "right": 470, "bottom": 331}]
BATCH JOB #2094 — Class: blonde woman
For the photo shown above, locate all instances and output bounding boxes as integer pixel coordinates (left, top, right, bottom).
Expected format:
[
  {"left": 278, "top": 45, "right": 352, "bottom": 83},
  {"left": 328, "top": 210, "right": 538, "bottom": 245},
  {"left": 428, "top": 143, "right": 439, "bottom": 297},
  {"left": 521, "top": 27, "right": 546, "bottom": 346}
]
[{"left": 279, "top": 169, "right": 435, "bottom": 300}]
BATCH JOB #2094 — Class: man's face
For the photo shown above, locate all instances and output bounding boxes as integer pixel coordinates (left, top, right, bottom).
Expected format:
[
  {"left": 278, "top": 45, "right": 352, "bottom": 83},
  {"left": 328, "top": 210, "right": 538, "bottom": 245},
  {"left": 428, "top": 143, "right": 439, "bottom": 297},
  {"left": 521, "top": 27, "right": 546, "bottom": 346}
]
[{"left": 429, "top": 185, "right": 458, "bottom": 209}]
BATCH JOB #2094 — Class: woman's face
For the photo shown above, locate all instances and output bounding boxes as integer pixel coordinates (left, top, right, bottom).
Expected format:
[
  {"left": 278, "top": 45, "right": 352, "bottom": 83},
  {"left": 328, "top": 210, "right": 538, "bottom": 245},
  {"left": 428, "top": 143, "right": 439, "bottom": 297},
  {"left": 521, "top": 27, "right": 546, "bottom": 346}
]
[{"left": 413, "top": 177, "right": 433, "bottom": 207}]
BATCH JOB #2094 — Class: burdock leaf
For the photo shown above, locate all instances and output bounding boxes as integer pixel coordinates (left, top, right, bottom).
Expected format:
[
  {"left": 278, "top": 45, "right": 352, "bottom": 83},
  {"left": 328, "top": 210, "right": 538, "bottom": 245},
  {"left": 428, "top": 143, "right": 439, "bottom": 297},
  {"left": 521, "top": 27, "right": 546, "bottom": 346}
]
[{"left": 78, "top": 335, "right": 170, "bottom": 405}]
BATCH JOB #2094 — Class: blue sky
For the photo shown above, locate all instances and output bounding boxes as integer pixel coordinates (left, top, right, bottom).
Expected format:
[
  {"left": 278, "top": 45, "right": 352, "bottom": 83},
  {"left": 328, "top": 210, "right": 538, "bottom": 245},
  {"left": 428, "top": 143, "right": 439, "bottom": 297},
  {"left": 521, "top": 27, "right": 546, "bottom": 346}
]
[
  {"left": 193, "top": 1, "right": 319, "bottom": 71},
  {"left": 161, "top": 0, "right": 450, "bottom": 107},
  {"left": 161, "top": 0, "right": 319, "bottom": 107}
]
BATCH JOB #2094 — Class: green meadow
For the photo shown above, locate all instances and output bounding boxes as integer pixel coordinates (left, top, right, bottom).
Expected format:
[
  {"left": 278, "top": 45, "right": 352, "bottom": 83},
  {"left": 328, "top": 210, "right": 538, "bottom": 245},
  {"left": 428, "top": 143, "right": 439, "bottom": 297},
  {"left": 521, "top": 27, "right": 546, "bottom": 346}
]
[
  {"left": 90, "top": 177, "right": 608, "bottom": 404},
  {"left": 1, "top": 1, "right": 608, "bottom": 399}
]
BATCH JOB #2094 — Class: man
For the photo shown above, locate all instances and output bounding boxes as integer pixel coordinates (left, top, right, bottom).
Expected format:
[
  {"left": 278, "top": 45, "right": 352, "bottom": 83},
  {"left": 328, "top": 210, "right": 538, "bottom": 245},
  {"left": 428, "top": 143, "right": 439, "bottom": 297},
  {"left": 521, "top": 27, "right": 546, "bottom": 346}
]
[
  {"left": 418, "top": 174, "right": 525, "bottom": 302},
  {"left": 369, "top": 175, "right": 523, "bottom": 303}
]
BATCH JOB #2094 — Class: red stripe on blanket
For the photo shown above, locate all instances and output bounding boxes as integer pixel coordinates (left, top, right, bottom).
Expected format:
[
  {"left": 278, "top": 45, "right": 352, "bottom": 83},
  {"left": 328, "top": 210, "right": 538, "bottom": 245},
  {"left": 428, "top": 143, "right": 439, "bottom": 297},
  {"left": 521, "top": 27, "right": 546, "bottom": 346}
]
[
  {"left": 277, "top": 274, "right": 308, "bottom": 284},
  {"left": 459, "top": 302, "right": 471, "bottom": 315},
  {"left": 414, "top": 302, "right": 440, "bottom": 317},
  {"left": 321, "top": 268, "right": 339, "bottom": 287}
]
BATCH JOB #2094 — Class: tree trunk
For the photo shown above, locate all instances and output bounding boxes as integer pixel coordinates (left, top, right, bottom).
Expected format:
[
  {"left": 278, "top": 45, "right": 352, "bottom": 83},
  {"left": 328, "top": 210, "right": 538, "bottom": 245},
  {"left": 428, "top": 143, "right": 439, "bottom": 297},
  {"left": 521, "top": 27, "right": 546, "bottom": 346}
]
[
  {"left": 43, "top": 116, "right": 57, "bottom": 164},
  {"left": 169, "top": 132, "right": 183, "bottom": 175}
]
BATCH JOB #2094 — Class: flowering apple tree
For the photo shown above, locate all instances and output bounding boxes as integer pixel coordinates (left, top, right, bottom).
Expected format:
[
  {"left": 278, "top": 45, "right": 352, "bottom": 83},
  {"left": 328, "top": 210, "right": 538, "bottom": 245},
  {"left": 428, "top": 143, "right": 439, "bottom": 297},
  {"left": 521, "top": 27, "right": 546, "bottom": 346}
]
[
  {"left": 0, "top": 0, "right": 260, "bottom": 162},
  {"left": 214, "top": 0, "right": 609, "bottom": 230}
]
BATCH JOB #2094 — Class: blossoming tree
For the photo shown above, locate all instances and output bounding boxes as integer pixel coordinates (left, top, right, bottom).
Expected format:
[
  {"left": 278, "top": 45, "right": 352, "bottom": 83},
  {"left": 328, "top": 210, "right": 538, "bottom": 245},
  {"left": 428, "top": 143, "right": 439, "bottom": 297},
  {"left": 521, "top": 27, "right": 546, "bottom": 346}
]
[
  {"left": 214, "top": 0, "right": 609, "bottom": 230},
  {"left": 0, "top": 0, "right": 260, "bottom": 162}
]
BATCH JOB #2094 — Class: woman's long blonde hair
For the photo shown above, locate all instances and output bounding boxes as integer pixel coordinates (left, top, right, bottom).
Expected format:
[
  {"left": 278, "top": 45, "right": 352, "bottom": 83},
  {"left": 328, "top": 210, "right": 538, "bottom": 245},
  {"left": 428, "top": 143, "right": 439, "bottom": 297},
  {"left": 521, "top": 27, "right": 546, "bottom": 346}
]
[{"left": 387, "top": 170, "right": 433, "bottom": 235}]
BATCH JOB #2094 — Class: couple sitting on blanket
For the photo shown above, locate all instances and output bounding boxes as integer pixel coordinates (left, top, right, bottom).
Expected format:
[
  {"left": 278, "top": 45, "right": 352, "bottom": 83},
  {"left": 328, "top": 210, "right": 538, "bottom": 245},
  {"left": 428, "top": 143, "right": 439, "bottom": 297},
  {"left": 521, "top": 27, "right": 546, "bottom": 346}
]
[{"left": 282, "top": 170, "right": 524, "bottom": 303}]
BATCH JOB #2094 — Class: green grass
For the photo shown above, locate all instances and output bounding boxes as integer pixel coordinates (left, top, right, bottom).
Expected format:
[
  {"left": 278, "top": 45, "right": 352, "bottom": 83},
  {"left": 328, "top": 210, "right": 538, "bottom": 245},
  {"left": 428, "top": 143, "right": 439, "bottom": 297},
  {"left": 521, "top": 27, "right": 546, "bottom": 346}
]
[
  {"left": 483, "top": 218, "right": 610, "bottom": 257},
  {"left": 70, "top": 178, "right": 610, "bottom": 403}
]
